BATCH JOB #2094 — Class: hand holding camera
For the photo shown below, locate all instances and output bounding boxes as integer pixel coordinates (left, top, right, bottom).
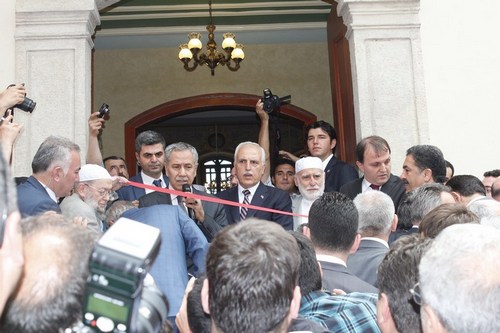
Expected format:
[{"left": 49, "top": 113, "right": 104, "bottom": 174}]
[
  {"left": 262, "top": 88, "right": 291, "bottom": 114},
  {"left": 3, "top": 84, "right": 36, "bottom": 114}
]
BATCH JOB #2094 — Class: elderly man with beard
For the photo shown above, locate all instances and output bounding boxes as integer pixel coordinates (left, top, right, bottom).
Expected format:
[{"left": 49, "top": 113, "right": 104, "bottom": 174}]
[
  {"left": 60, "top": 164, "right": 114, "bottom": 233},
  {"left": 292, "top": 157, "right": 325, "bottom": 229}
]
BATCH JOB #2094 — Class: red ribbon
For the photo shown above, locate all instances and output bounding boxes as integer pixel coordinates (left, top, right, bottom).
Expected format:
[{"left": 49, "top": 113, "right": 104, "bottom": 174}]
[{"left": 127, "top": 181, "right": 308, "bottom": 218}]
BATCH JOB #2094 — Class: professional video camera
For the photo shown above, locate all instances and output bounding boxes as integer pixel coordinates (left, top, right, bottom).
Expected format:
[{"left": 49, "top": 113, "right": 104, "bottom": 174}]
[
  {"left": 7, "top": 83, "right": 36, "bottom": 113},
  {"left": 262, "top": 88, "right": 291, "bottom": 114},
  {"left": 80, "top": 218, "right": 169, "bottom": 333}
]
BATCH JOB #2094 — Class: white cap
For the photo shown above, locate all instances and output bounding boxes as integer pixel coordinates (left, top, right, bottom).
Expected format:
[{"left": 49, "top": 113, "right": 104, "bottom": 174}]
[
  {"left": 79, "top": 164, "right": 112, "bottom": 182},
  {"left": 295, "top": 157, "right": 323, "bottom": 173}
]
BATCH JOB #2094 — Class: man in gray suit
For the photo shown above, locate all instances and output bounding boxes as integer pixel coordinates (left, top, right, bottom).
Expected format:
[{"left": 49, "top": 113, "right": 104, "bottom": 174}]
[
  {"left": 139, "top": 142, "right": 227, "bottom": 242},
  {"left": 60, "top": 164, "right": 115, "bottom": 233},
  {"left": 347, "top": 191, "right": 398, "bottom": 287},
  {"left": 340, "top": 135, "right": 405, "bottom": 210},
  {"left": 308, "top": 192, "right": 378, "bottom": 293}
]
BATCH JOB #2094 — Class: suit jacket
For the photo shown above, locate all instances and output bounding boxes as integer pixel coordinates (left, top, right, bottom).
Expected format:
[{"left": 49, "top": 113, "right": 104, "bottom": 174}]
[
  {"left": 122, "top": 205, "right": 209, "bottom": 317},
  {"left": 319, "top": 260, "right": 378, "bottom": 294},
  {"left": 17, "top": 176, "right": 61, "bottom": 217},
  {"left": 59, "top": 193, "right": 103, "bottom": 233},
  {"left": 138, "top": 187, "right": 228, "bottom": 242},
  {"left": 324, "top": 156, "right": 359, "bottom": 193},
  {"left": 116, "top": 173, "right": 169, "bottom": 201},
  {"left": 347, "top": 239, "right": 389, "bottom": 287},
  {"left": 339, "top": 174, "right": 406, "bottom": 209},
  {"left": 216, "top": 182, "right": 293, "bottom": 230}
]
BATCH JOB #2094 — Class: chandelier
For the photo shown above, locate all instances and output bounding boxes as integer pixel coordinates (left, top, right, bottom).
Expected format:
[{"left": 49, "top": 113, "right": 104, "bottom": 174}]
[{"left": 178, "top": 1, "right": 245, "bottom": 76}]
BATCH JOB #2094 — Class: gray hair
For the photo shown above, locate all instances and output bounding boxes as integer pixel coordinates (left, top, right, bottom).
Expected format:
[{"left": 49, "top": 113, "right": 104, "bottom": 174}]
[
  {"left": 31, "top": 136, "right": 80, "bottom": 174},
  {"left": 234, "top": 141, "right": 265, "bottom": 165},
  {"left": 353, "top": 191, "right": 394, "bottom": 236},
  {"left": 105, "top": 200, "right": 136, "bottom": 226},
  {"left": 134, "top": 130, "right": 166, "bottom": 152},
  {"left": 165, "top": 142, "right": 199, "bottom": 164},
  {"left": 419, "top": 224, "right": 500, "bottom": 332},
  {"left": 397, "top": 183, "right": 450, "bottom": 228}
]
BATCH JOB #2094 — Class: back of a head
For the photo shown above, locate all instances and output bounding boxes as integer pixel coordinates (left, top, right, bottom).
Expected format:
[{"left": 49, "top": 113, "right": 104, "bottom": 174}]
[
  {"left": 289, "top": 231, "right": 322, "bottom": 295},
  {"left": 206, "top": 218, "right": 300, "bottom": 333},
  {"left": 377, "top": 236, "right": 432, "bottom": 333},
  {"left": 419, "top": 203, "right": 479, "bottom": 238},
  {"left": 31, "top": 136, "right": 80, "bottom": 174},
  {"left": 354, "top": 191, "right": 394, "bottom": 237},
  {"left": 406, "top": 145, "right": 446, "bottom": 184},
  {"left": 135, "top": 130, "right": 166, "bottom": 152},
  {"left": 419, "top": 224, "right": 500, "bottom": 332},
  {"left": 187, "top": 275, "right": 211, "bottom": 333},
  {"left": 397, "top": 183, "right": 451, "bottom": 228},
  {"left": 0, "top": 213, "right": 97, "bottom": 333},
  {"left": 446, "top": 175, "right": 486, "bottom": 197},
  {"left": 308, "top": 192, "right": 359, "bottom": 253}
]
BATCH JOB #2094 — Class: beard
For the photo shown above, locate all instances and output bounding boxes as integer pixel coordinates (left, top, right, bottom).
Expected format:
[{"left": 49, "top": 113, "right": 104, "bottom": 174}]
[
  {"left": 298, "top": 182, "right": 325, "bottom": 201},
  {"left": 83, "top": 196, "right": 107, "bottom": 221}
]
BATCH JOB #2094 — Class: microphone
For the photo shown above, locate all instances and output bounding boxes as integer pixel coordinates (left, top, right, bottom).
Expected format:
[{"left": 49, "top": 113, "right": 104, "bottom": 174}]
[{"left": 182, "top": 184, "right": 194, "bottom": 219}]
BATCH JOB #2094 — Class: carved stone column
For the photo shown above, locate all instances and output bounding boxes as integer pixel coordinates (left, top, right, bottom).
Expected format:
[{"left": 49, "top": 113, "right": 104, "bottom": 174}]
[
  {"left": 13, "top": 0, "right": 101, "bottom": 176},
  {"left": 336, "top": 0, "right": 427, "bottom": 166}
]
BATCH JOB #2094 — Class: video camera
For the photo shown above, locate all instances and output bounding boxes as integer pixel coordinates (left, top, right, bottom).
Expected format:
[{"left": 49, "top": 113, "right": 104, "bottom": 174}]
[
  {"left": 80, "top": 218, "right": 169, "bottom": 333},
  {"left": 262, "top": 88, "right": 291, "bottom": 114}
]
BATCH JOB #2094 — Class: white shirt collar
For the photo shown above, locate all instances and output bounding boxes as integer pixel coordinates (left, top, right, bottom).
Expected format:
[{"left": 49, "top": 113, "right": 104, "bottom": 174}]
[
  {"left": 141, "top": 171, "right": 165, "bottom": 194},
  {"left": 361, "top": 237, "right": 389, "bottom": 248},
  {"left": 361, "top": 178, "right": 383, "bottom": 192},
  {"left": 237, "top": 182, "right": 260, "bottom": 203},
  {"left": 321, "top": 154, "right": 334, "bottom": 170},
  {"left": 316, "top": 254, "right": 347, "bottom": 267},
  {"left": 37, "top": 179, "right": 58, "bottom": 203}
]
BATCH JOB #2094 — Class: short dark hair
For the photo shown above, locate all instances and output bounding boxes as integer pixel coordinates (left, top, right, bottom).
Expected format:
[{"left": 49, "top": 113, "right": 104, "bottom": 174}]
[
  {"left": 355, "top": 136, "right": 391, "bottom": 163},
  {"left": 135, "top": 130, "right": 166, "bottom": 152},
  {"left": 377, "top": 236, "right": 432, "bottom": 333},
  {"left": 446, "top": 175, "right": 486, "bottom": 197},
  {"left": 397, "top": 183, "right": 451, "bottom": 228},
  {"left": 1, "top": 214, "right": 97, "bottom": 332},
  {"left": 187, "top": 275, "right": 211, "bottom": 333},
  {"left": 419, "top": 203, "right": 479, "bottom": 238},
  {"left": 290, "top": 231, "right": 322, "bottom": 295},
  {"left": 272, "top": 158, "right": 295, "bottom": 176},
  {"left": 305, "top": 121, "right": 337, "bottom": 154},
  {"left": 103, "top": 155, "right": 125, "bottom": 163},
  {"left": 308, "top": 192, "right": 359, "bottom": 252},
  {"left": 483, "top": 169, "right": 500, "bottom": 178},
  {"left": 406, "top": 145, "right": 446, "bottom": 184},
  {"left": 206, "top": 218, "right": 300, "bottom": 333}
]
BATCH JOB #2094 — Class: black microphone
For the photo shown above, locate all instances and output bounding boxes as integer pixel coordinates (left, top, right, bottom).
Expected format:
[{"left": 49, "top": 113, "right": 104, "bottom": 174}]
[{"left": 182, "top": 184, "right": 194, "bottom": 219}]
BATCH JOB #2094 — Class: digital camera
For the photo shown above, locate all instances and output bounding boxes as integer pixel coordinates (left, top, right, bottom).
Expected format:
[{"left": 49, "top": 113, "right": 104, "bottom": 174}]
[{"left": 262, "top": 88, "right": 291, "bottom": 114}]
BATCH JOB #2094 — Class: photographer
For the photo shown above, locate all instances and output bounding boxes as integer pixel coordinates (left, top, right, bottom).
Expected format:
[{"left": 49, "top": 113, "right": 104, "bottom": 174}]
[{"left": 0, "top": 85, "right": 25, "bottom": 163}]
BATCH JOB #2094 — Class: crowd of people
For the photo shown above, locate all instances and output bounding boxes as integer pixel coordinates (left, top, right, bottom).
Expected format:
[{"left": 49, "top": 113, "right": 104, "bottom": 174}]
[{"left": 0, "top": 85, "right": 499, "bottom": 333}]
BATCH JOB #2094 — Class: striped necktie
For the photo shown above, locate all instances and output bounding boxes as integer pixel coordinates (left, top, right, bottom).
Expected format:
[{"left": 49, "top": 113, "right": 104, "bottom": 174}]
[{"left": 240, "top": 189, "right": 251, "bottom": 221}]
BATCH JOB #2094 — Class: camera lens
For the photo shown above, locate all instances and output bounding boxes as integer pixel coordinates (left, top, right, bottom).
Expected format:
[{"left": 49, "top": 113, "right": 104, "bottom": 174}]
[
  {"left": 134, "top": 284, "right": 169, "bottom": 333},
  {"left": 16, "top": 97, "right": 36, "bottom": 113}
]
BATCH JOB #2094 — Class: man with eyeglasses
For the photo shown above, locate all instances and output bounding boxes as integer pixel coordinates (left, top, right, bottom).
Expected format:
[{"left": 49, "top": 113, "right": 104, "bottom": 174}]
[{"left": 60, "top": 164, "right": 114, "bottom": 233}]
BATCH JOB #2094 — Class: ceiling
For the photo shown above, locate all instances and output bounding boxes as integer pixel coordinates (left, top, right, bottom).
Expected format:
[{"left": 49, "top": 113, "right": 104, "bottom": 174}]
[{"left": 94, "top": 0, "right": 333, "bottom": 49}]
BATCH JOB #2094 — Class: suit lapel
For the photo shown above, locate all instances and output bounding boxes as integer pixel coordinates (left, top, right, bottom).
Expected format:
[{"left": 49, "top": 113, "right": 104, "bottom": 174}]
[{"left": 248, "top": 183, "right": 267, "bottom": 218}]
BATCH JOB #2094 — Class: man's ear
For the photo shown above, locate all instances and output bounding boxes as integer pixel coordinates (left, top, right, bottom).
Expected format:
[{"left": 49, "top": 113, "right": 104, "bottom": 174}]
[
  {"left": 423, "top": 168, "right": 433, "bottom": 183},
  {"left": 377, "top": 293, "right": 391, "bottom": 325},
  {"left": 451, "top": 191, "right": 462, "bottom": 202},
  {"left": 135, "top": 152, "right": 140, "bottom": 166},
  {"left": 391, "top": 214, "right": 398, "bottom": 232},
  {"left": 355, "top": 161, "right": 365, "bottom": 174},
  {"left": 51, "top": 166, "right": 63, "bottom": 181},
  {"left": 330, "top": 138, "right": 337, "bottom": 150},
  {"left": 201, "top": 278, "right": 211, "bottom": 314},
  {"left": 301, "top": 225, "right": 311, "bottom": 239},
  {"left": 421, "top": 304, "right": 447, "bottom": 333},
  {"left": 294, "top": 175, "right": 299, "bottom": 187},
  {"left": 349, "top": 233, "right": 361, "bottom": 254},
  {"left": 288, "top": 286, "right": 301, "bottom": 319}
]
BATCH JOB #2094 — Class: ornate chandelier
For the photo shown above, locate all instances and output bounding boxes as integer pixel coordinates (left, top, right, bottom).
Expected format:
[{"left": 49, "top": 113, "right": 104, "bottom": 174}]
[{"left": 178, "top": 1, "right": 245, "bottom": 76}]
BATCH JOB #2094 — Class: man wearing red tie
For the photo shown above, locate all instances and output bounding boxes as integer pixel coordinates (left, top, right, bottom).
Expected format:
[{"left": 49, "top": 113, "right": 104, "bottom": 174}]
[{"left": 340, "top": 136, "right": 405, "bottom": 210}]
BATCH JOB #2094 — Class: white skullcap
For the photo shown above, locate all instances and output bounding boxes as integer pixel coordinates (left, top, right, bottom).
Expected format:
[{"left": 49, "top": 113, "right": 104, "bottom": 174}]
[
  {"left": 79, "top": 164, "right": 112, "bottom": 182},
  {"left": 295, "top": 157, "right": 323, "bottom": 173}
]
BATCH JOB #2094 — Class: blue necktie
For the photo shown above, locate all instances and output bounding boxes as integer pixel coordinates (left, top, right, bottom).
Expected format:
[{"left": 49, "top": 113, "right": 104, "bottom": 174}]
[{"left": 152, "top": 179, "right": 162, "bottom": 187}]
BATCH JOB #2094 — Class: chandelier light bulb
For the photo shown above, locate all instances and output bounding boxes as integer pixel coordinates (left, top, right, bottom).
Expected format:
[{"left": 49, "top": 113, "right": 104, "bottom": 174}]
[
  {"left": 222, "top": 33, "right": 236, "bottom": 50},
  {"left": 187, "top": 33, "right": 202, "bottom": 50},
  {"left": 231, "top": 44, "right": 245, "bottom": 60},
  {"left": 178, "top": 44, "right": 193, "bottom": 60}
]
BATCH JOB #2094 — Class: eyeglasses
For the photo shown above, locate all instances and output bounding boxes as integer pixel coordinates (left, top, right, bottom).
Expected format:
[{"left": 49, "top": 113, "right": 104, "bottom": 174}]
[
  {"left": 409, "top": 282, "right": 422, "bottom": 306},
  {"left": 84, "top": 183, "right": 114, "bottom": 198}
]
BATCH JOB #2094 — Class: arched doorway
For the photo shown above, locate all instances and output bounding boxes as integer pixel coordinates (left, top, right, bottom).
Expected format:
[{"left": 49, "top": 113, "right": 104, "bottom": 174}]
[{"left": 124, "top": 93, "right": 317, "bottom": 188}]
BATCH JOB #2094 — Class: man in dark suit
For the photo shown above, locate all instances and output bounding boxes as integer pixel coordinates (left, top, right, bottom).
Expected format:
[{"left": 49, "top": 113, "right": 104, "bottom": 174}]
[
  {"left": 340, "top": 135, "right": 405, "bottom": 210},
  {"left": 139, "top": 142, "right": 228, "bottom": 241},
  {"left": 116, "top": 130, "right": 168, "bottom": 201},
  {"left": 306, "top": 121, "right": 358, "bottom": 192},
  {"left": 308, "top": 192, "right": 377, "bottom": 293},
  {"left": 113, "top": 201, "right": 209, "bottom": 326},
  {"left": 347, "top": 191, "right": 397, "bottom": 287},
  {"left": 17, "top": 136, "right": 81, "bottom": 217},
  {"left": 216, "top": 141, "right": 293, "bottom": 230}
]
